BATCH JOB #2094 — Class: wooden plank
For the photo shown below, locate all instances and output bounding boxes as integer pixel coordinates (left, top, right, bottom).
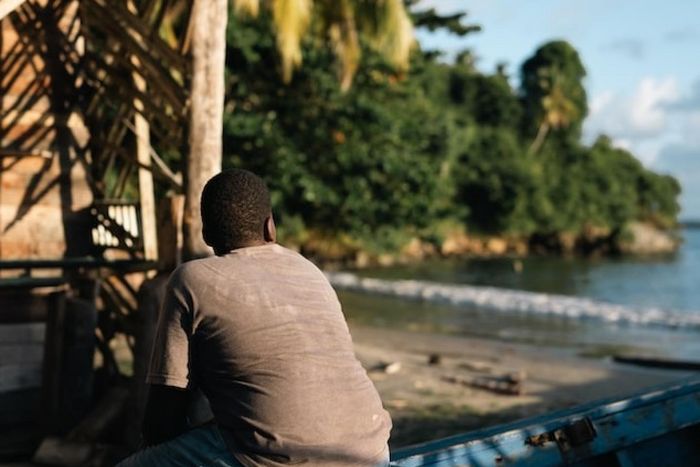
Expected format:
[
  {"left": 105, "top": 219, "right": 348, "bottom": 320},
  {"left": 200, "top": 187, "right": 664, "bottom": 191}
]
[
  {"left": 0, "top": 292, "right": 51, "bottom": 322},
  {"left": 0, "top": 277, "right": 66, "bottom": 290},
  {"left": 0, "top": 342, "right": 43, "bottom": 366},
  {"left": 0, "top": 322, "right": 45, "bottom": 343},
  {"left": 0, "top": 363, "right": 42, "bottom": 392},
  {"left": 0, "top": 0, "right": 28, "bottom": 21},
  {"left": 613, "top": 355, "right": 700, "bottom": 371},
  {"left": 0, "top": 258, "right": 156, "bottom": 271}
]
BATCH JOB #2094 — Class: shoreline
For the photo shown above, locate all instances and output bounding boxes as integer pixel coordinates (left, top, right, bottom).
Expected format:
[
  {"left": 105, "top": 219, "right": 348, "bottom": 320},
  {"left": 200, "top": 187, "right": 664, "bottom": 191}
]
[
  {"left": 348, "top": 323, "right": 692, "bottom": 448},
  {"left": 301, "top": 222, "right": 681, "bottom": 271}
]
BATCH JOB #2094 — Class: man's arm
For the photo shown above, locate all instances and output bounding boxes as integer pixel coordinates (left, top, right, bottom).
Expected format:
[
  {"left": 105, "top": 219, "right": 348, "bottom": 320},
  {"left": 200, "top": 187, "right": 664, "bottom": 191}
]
[{"left": 142, "top": 384, "right": 189, "bottom": 447}]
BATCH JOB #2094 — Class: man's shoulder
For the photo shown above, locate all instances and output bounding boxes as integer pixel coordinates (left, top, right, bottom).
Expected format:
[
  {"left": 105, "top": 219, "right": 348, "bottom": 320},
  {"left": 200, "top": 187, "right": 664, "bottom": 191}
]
[
  {"left": 168, "top": 245, "right": 325, "bottom": 285},
  {"left": 168, "top": 257, "right": 218, "bottom": 288}
]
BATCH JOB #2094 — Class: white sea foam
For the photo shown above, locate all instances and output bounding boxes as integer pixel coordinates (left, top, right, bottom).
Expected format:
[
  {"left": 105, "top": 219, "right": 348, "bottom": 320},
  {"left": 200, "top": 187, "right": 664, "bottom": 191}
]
[{"left": 326, "top": 271, "right": 700, "bottom": 329}]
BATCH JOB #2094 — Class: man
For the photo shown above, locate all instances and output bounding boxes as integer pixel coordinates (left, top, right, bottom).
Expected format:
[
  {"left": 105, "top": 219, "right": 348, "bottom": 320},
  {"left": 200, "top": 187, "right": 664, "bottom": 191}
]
[{"left": 119, "top": 169, "right": 392, "bottom": 466}]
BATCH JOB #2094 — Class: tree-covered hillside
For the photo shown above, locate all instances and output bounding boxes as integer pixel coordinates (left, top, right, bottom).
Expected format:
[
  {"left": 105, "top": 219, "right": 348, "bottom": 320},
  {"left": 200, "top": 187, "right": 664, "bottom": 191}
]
[{"left": 221, "top": 5, "right": 680, "bottom": 260}]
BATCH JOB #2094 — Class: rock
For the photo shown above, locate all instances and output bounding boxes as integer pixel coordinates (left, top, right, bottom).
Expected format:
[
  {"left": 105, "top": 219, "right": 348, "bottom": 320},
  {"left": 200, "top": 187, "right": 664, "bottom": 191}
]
[
  {"left": 557, "top": 232, "right": 577, "bottom": 253},
  {"left": 427, "top": 354, "right": 442, "bottom": 366},
  {"left": 486, "top": 238, "right": 508, "bottom": 255},
  {"left": 400, "top": 238, "right": 436, "bottom": 261},
  {"left": 372, "top": 361, "right": 402, "bottom": 374},
  {"left": 440, "top": 231, "right": 471, "bottom": 256},
  {"left": 354, "top": 251, "right": 371, "bottom": 268},
  {"left": 512, "top": 239, "right": 529, "bottom": 256},
  {"left": 620, "top": 222, "right": 679, "bottom": 255},
  {"left": 512, "top": 260, "right": 523, "bottom": 273},
  {"left": 402, "top": 238, "right": 425, "bottom": 259}
]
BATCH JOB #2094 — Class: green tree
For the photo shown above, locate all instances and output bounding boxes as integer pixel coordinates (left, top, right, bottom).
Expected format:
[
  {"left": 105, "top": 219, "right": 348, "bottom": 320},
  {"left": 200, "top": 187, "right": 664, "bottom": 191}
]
[
  {"left": 520, "top": 40, "right": 588, "bottom": 153},
  {"left": 222, "top": 15, "right": 448, "bottom": 251},
  {"left": 453, "top": 128, "right": 538, "bottom": 234},
  {"left": 183, "top": 0, "right": 416, "bottom": 258},
  {"left": 449, "top": 70, "right": 522, "bottom": 128}
]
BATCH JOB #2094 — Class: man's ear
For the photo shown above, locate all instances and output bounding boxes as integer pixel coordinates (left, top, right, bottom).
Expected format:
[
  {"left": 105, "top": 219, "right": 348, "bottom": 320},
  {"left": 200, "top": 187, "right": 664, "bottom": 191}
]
[{"left": 264, "top": 214, "right": 276, "bottom": 243}]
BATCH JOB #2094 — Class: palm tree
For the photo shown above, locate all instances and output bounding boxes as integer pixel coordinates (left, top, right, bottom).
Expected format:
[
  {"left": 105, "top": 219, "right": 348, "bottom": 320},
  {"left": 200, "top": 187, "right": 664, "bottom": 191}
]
[
  {"left": 184, "top": 0, "right": 415, "bottom": 258},
  {"left": 528, "top": 68, "right": 578, "bottom": 154}
]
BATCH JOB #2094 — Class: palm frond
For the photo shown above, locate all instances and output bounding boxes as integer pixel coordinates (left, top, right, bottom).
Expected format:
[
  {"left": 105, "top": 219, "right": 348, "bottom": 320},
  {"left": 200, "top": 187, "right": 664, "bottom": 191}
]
[
  {"left": 356, "top": 0, "right": 415, "bottom": 72},
  {"left": 272, "top": 0, "right": 313, "bottom": 83},
  {"left": 327, "top": 0, "right": 361, "bottom": 91},
  {"left": 234, "top": 0, "right": 260, "bottom": 17}
]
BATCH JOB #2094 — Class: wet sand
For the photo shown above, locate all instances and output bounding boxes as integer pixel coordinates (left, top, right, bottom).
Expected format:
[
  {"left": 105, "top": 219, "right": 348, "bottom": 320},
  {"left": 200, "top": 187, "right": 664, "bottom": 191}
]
[{"left": 348, "top": 324, "right": 693, "bottom": 448}]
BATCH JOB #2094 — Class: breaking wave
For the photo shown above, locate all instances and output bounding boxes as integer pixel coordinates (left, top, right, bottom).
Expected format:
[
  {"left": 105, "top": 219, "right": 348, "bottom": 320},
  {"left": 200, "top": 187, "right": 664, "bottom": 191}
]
[{"left": 326, "top": 271, "right": 700, "bottom": 329}]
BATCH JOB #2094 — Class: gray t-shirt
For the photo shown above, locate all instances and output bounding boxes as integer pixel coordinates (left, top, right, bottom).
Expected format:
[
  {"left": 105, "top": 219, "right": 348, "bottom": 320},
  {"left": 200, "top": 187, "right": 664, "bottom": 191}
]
[{"left": 147, "top": 244, "right": 391, "bottom": 466}]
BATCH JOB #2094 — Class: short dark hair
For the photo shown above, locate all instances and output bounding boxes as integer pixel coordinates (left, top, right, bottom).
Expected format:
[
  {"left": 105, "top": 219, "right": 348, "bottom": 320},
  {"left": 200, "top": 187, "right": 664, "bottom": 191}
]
[{"left": 201, "top": 169, "right": 271, "bottom": 251}]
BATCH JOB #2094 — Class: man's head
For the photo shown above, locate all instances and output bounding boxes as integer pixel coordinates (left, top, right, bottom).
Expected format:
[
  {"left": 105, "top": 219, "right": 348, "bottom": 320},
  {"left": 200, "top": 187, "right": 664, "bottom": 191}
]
[{"left": 201, "top": 169, "right": 275, "bottom": 254}]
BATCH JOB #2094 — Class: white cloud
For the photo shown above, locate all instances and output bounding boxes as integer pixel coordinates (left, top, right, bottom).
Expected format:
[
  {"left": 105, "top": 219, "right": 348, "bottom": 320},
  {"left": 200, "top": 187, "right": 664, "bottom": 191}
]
[
  {"left": 613, "top": 137, "right": 632, "bottom": 151},
  {"left": 584, "top": 77, "right": 680, "bottom": 142},
  {"left": 667, "top": 79, "right": 700, "bottom": 112},
  {"left": 680, "top": 111, "right": 700, "bottom": 146},
  {"left": 584, "top": 77, "right": 700, "bottom": 213},
  {"left": 652, "top": 144, "right": 700, "bottom": 219}
]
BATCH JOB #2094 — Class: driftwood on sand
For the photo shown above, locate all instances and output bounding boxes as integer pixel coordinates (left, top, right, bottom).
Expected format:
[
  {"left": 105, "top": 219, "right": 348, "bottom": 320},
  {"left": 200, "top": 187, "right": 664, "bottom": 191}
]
[{"left": 442, "top": 371, "right": 526, "bottom": 396}]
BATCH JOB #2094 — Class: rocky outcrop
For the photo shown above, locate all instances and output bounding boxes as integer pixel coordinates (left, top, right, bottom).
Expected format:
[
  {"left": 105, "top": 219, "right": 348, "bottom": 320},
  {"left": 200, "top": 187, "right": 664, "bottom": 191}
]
[
  {"left": 304, "top": 222, "right": 680, "bottom": 270},
  {"left": 619, "top": 222, "right": 680, "bottom": 255},
  {"left": 440, "top": 231, "right": 528, "bottom": 257}
]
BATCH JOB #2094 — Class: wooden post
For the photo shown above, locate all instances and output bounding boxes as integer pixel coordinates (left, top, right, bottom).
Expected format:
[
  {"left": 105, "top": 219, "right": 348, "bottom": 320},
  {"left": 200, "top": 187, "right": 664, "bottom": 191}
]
[
  {"left": 125, "top": 273, "right": 168, "bottom": 448},
  {"left": 41, "top": 292, "right": 66, "bottom": 433},
  {"left": 157, "top": 194, "right": 184, "bottom": 271},
  {"left": 38, "top": 285, "right": 97, "bottom": 435},
  {"left": 183, "top": 0, "right": 228, "bottom": 260},
  {"left": 132, "top": 68, "right": 158, "bottom": 261}
]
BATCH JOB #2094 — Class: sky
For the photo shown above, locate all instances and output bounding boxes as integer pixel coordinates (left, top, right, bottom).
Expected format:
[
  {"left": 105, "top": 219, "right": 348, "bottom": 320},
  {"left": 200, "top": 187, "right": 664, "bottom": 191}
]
[{"left": 416, "top": 0, "right": 700, "bottom": 219}]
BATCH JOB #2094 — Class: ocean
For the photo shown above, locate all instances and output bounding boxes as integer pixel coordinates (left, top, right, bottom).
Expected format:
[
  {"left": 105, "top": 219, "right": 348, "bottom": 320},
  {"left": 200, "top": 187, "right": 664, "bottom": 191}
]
[{"left": 336, "top": 227, "right": 700, "bottom": 361}]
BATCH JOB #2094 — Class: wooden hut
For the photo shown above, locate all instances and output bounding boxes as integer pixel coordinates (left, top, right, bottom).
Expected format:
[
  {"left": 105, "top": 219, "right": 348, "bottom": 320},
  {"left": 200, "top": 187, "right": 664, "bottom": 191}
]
[{"left": 0, "top": 0, "right": 225, "bottom": 460}]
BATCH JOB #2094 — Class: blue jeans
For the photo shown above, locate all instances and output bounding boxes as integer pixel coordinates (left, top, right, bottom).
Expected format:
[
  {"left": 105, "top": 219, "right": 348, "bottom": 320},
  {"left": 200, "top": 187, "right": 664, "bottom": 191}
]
[
  {"left": 117, "top": 424, "right": 390, "bottom": 466},
  {"left": 116, "top": 424, "right": 244, "bottom": 467}
]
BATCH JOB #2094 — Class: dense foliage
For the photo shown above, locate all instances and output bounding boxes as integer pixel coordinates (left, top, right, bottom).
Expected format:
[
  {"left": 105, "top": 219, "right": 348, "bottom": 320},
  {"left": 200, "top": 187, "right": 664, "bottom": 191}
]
[{"left": 220, "top": 7, "right": 680, "bottom": 255}]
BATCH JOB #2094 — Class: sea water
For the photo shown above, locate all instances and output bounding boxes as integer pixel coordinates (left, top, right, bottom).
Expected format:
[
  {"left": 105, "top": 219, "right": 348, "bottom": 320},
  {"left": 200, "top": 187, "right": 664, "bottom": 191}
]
[{"left": 334, "top": 227, "right": 700, "bottom": 360}]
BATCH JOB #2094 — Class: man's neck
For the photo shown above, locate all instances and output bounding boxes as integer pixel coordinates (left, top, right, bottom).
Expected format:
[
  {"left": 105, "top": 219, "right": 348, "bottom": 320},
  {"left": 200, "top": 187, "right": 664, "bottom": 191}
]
[{"left": 214, "top": 240, "right": 274, "bottom": 256}]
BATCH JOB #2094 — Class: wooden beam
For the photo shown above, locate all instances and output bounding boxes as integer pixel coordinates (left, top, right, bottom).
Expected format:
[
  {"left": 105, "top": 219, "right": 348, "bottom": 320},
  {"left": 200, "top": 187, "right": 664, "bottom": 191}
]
[
  {"left": 0, "top": 0, "right": 27, "bottom": 21},
  {"left": 132, "top": 64, "right": 158, "bottom": 261}
]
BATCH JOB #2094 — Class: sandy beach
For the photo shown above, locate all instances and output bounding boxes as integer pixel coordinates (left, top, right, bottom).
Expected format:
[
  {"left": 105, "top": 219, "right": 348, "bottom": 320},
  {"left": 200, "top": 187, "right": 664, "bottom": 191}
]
[{"left": 348, "top": 323, "right": 693, "bottom": 448}]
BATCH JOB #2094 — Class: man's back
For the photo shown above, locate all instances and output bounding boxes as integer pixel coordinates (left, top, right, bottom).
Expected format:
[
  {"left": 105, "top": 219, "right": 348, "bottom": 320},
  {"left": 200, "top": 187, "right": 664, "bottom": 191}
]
[{"left": 148, "top": 243, "right": 391, "bottom": 466}]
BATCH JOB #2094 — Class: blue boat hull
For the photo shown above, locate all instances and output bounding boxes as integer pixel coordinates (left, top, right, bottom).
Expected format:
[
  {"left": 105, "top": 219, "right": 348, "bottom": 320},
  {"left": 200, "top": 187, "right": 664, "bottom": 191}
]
[{"left": 390, "top": 377, "right": 700, "bottom": 466}]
